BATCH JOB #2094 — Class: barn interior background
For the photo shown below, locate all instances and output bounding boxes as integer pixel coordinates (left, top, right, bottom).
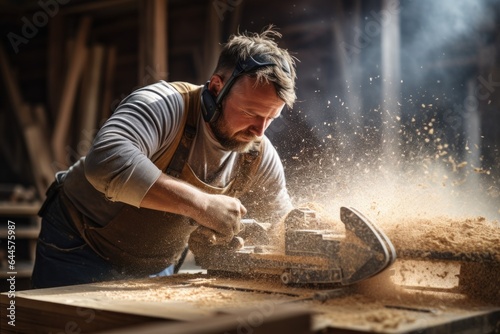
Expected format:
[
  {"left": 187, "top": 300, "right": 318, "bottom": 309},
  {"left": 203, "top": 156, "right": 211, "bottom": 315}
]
[
  {"left": 0, "top": 2, "right": 499, "bottom": 330},
  {"left": 0, "top": 0, "right": 499, "bottom": 262}
]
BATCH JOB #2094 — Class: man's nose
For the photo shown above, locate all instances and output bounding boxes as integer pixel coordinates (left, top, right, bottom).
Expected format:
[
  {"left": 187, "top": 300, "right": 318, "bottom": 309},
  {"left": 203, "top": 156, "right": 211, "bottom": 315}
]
[{"left": 249, "top": 118, "right": 269, "bottom": 137}]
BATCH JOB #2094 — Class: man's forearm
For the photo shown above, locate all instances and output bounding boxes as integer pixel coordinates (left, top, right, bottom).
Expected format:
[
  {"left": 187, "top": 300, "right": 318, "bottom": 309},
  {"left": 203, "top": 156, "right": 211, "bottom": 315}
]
[
  {"left": 140, "top": 173, "right": 246, "bottom": 240},
  {"left": 140, "top": 173, "right": 206, "bottom": 221}
]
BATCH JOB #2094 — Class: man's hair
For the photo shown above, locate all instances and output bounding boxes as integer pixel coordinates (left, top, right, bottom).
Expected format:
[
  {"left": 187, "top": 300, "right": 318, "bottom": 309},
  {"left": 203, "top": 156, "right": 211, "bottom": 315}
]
[{"left": 214, "top": 26, "right": 297, "bottom": 109}]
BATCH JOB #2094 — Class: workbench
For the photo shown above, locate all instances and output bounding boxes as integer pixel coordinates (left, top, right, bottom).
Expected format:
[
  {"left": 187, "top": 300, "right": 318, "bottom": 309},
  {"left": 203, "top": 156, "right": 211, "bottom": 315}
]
[{"left": 1, "top": 270, "right": 499, "bottom": 334}]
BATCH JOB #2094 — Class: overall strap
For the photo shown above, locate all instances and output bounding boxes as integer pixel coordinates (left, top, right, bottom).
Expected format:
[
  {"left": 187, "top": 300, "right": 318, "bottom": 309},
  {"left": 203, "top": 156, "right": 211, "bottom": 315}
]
[
  {"left": 155, "top": 81, "right": 264, "bottom": 198},
  {"left": 153, "top": 82, "right": 202, "bottom": 173}
]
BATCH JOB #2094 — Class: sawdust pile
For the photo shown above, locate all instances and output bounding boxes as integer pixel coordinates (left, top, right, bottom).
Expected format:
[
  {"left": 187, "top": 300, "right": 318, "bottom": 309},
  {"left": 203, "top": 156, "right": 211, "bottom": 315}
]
[
  {"left": 95, "top": 275, "right": 494, "bottom": 332},
  {"left": 371, "top": 210, "right": 499, "bottom": 304},
  {"left": 287, "top": 202, "right": 499, "bottom": 261},
  {"left": 295, "top": 203, "right": 500, "bottom": 303},
  {"left": 95, "top": 276, "right": 292, "bottom": 309},
  {"left": 381, "top": 215, "right": 500, "bottom": 261}
]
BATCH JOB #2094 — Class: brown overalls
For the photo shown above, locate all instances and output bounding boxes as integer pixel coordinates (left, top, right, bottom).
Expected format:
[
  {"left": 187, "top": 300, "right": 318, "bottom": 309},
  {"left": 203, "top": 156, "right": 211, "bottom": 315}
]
[{"left": 61, "top": 82, "right": 263, "bottom": 275}]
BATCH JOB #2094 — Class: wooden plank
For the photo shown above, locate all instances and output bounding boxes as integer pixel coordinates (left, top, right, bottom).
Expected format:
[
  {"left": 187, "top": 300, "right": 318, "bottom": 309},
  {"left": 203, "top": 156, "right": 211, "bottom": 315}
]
[
  {"left": 47, "top": 13, "right": 65, "bottom": 120},
  {"left": 78, "top": 44, "right": 105, "bottom": 156},
  {"left": 0, "top": 202, "right": 40, "bottom": 216},
  {"left": 0, "top": 279, "right": 213, "bottom": 334},
  {"left": 1, "top": 274, "right": 499, "bottom": 333},
  {"left": 0, "top": 45, "right": 31, "bottom": 127},
  {"left": 229, "top": 0, "right": 244, "bottom": 36},
  {"left": 32, "top": 104, "right": 50, "bottom": 144},
  {"left": 51, "top": 16, "right": 91, "bottom": 168},
  {"left": 24, "top": 121, "right": 55, "bottom": 196},
  {"left": 201, "top": 0, "right": 221, "bottom": 82},
  {"left": 0, "top": 296, "right": 163, "bottom": 334},
  {"left": 60, "top": 0, "right": 136, "bottom": 15},
  {"left": 0, "top": 126, "right": 26, "bottom": 181},
  {"left": 0, "top": 225, "right": 40, "bottom": 239},
  {"left": 0, "top": 262, "right": 34, "bottom": 279},
  {"left": 95, "top": 305, "right": 312, "bottom": 334},
  {"left": 29, "top": 104, "right": 56, "bottom": 194},
  {"left": 100, "top": 46, "right": 117, "bottom": 121},
  {"left": 138, "top": 0, "right": 168, "bottom": 85}
]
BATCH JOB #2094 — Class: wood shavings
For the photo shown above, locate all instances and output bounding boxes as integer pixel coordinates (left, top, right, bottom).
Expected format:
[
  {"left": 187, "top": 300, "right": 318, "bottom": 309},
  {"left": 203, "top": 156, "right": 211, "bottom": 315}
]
[
  {"left": 381, "top": 216, "right": 500, "bottom": 262},
  {"left": 92, "top": 276, "right": 293, "bottom": 310}
]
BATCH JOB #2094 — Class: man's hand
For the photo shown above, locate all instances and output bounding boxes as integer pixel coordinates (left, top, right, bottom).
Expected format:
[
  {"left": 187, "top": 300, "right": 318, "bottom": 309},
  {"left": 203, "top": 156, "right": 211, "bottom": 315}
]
[
  {"left": 188, "top": 226, "right": 244, "bottom": 262},
  {"left": 195, "top": 193, "right": 247, "bottom": 244},
  {"left": 141, "top": 174, "right": 247, "bottom": 243}
]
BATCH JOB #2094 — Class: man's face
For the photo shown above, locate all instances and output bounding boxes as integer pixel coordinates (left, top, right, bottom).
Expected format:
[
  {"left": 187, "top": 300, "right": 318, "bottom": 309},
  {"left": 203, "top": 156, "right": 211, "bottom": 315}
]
[{"left": 209, "top": 75, "right": 285, "bottom": 152}]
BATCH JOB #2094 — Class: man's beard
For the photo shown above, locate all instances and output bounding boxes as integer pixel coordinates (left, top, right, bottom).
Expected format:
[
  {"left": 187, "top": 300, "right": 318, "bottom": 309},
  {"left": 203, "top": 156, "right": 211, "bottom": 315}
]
[{"left": 209, "top": 116, "right": 256, "bottom": 153}]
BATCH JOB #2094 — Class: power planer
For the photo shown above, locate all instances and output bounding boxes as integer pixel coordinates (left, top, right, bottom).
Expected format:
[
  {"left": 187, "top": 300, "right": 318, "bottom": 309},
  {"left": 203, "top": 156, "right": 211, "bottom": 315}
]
[{"left": 193, "top": 207, "right": 397, "bottom": 285}]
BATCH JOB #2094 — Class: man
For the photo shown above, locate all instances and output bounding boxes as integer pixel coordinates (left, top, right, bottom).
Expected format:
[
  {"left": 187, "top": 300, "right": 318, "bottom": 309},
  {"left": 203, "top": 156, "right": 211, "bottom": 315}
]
[{"left": 31, "top": 27, "right": 297, "bottom": 288}]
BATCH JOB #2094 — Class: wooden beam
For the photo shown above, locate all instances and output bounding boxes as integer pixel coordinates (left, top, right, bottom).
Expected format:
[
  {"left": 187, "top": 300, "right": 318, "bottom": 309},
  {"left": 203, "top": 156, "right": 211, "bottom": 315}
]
[
  {"left": 0, "top": 297, "right": 160, "bottom": 334},
  {"left": 138, "top": 0, "right": 168, "bottom": 85},
  {"left": 26, "top": 105, "right": 57, "bottom": 196},
  {"left": 95, "top": 305, "right": 312, "bottom": 334},
  {"left": 0, "top": 111, "right": 27, "bottom": 181},
  {"left": 0, "top": 45, "right": 55, "bottom": 196},
  {"left": 100, "top": 46, "right": 117, "bottom": 121},
  {"left": 47, "top": 12, "right": 65, "bottom": 120},
  {"left": 229, "top": 0, "right": 244, "bottom": 37},
  {"left": 60, "top": 0, "right": 136, "bottom": 14},
  {"left": 78, "top": 44, "right": 105, "bottom": 157},
  {"left": 0, "top": 45, "right": 29, "bottom": 127},
  {"left": 201, "top": 0, "right": 222, "bottom": 82},
  {"left": 51, "top": 16, "right": 91, "bottom": 168}
]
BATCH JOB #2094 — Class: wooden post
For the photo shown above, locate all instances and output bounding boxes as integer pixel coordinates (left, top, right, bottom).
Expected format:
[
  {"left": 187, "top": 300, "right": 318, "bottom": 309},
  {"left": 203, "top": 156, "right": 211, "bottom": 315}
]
[
  {"left": 51, "top": 16, "right": 91, "bottom": 168},
  {"left": 27, "top": 105, "right": 57, "bottom": 195},
  {"left": 138, "top": 0, "right": 168, "bottom": 86},
  {"left": 100, "top": 46, "right": 117, "bottom": 122},
  {"left": 0, "top": 46, "right": 28, "bottom": 125},
  {"left": 201, "top": 0, "right": 222, "bottom": 82},
  {"left": 229, "top": 0, "right": 244, "bottom": 37},
  {"left": 47, "top": 13, "right": 65, "bottom": 120},
  {"left": 0, "top": 45, "right": 54, "bottom": 196},
  {"left": 77, "top": 44, "right": 105, "bottom": 157}
]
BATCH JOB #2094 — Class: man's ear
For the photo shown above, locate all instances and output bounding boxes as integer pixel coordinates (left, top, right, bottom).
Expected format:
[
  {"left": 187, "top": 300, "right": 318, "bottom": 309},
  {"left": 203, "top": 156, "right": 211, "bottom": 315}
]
[{"left": 208, "top": 74, "right": 224, "bottom": 97}]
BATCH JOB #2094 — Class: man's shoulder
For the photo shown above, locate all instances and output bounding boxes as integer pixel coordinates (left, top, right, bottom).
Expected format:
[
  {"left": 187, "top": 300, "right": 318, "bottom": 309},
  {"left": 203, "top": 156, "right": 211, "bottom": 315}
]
[
  {"left": 131, "top": 81, "right": 187, "bottom": 100},
  {"left": 117, "top": 81, "right": 199, "bottom": 112},
  {"left": 131, "top": 81, "right": 203, "bottom": 110},
  {"left": 167, "top": 81, "right": 204, "bottom": 95}
]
